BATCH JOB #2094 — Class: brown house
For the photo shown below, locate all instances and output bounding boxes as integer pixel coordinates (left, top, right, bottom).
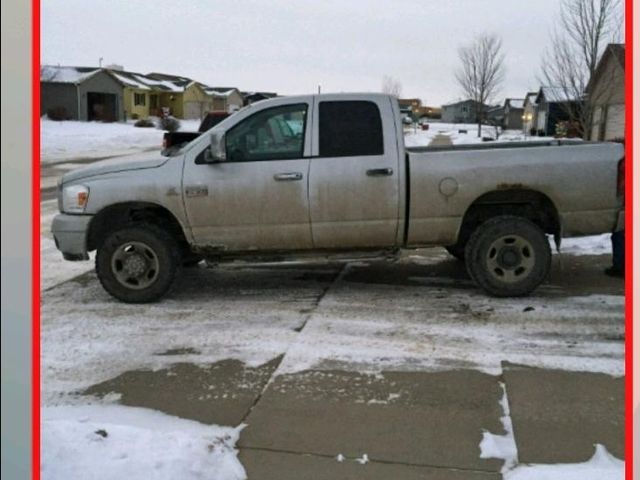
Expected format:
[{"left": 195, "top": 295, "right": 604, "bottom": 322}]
[{"left": 585, "top": 43, "right": 625, "bottom": 141}]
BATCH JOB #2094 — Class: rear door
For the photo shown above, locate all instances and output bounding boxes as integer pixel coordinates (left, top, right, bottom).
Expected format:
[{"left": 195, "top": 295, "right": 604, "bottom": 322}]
[{"left": 308, "top": 96, "right": 401, "bottom": 249}]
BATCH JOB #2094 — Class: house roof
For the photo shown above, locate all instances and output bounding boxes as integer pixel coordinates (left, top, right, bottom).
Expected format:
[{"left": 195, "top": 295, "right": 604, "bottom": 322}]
[
  {"left": 536, "top": 86, "right": 579, "bottom": 104},
  {"left": 585, "top": 43, "right": 625, "bottom": 93},
  {"left": 40, "top": 65, "right": 101, "bottom": 84},
  {"left": 505, "top": 98, "right": 525, "bottom": 109},
  {"left": 108, "top": 71, "right": 153, "bottom": 91},
  {"left": 203, "top": 87, "right": 239, "bottom": 97},
  {"left": 523, "top": 92, "right": 538, "bottom": 107},
  {"left": 241, "top": 91, "right": 278, "bottom": 99},
  {"left": 442, "top": 99, "right": 491, "bottom": 109}
]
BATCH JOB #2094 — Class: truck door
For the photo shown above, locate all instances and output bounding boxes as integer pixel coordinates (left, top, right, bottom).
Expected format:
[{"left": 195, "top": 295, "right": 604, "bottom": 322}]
[
  {"left": 308, "top": 97, "right": 401, "bottom": 248},
  {"left": 182, "top": 100, "right": 313, "bottom": 251}
]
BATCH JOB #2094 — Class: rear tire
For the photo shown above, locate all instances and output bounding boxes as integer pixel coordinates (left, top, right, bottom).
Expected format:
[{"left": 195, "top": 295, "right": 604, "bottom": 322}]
[
  {"left": 96, "top": 223, "right": 181, "bottom": 303},
  {"left": 465, "top": 215, "right": 551, "bottom": 297}
]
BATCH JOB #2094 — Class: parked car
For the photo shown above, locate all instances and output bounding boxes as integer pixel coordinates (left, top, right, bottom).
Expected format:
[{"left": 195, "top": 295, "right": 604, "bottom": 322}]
[
  {"left": 161, "top": 111, "right": 232, "bottom": 155},
  {"left": 52, "top": 93, "right": 624, "bottom": 302}
]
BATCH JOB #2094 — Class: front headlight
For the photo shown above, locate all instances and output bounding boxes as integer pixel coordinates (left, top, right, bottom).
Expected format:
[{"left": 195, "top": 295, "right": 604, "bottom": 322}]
[{"left": 61, "top": 184, "right": 90, "bottom": 213}]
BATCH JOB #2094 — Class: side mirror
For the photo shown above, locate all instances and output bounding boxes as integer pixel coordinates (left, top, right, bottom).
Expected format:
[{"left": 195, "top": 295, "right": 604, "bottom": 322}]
[{"left": 204, "top": 131, "right": 226, "bottom": 163}]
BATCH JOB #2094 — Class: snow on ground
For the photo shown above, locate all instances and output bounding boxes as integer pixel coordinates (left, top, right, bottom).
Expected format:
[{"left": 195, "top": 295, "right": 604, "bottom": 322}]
[
  {"left": 42, "top": 404, "right": 246, "bottom": 480},
  {"left": 41, "top": 117, "right": 200, "bottom": 164},
  {"left": 404, "top": 122, "right": 555, "bottom": 147},
  {"left": 560, "top": 233, "right": 612, "bottom": 256},
  {"left": 275, "top": 281, "right": 624, "bottom": 376},
  {"left": 504, "top": 447, "right": 624, "bottom": 480}
]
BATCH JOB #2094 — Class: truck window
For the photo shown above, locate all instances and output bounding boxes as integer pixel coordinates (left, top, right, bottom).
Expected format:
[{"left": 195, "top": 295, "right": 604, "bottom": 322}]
[
  {"left": 225, "top": 104, "right": 307, "bottom": 162},
  {"left": 319, "top": 101, "right": 383, "bottom": 157}
]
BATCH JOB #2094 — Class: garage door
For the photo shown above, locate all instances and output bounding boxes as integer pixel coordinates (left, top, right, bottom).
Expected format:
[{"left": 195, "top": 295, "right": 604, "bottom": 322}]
[
  {"left": 605, "top": 104, "right": 625, "bottom": 140},
  {"left": 184, "top": 101, "right": 203, "bottom": 120}
]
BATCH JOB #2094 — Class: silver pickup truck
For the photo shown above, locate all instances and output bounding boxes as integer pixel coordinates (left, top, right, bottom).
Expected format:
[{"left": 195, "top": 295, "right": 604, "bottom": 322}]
[{"left": 52, "top": 93, "right": 624, "bottom": 302}]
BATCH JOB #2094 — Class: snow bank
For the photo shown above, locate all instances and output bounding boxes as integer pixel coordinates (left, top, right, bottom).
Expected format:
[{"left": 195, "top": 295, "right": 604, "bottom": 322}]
[
  {"left": 42, "top": 405, "right": 246, "bottom": 480},
  {"left": 41, "top": 118, "right": 200, "bottom": 164}
]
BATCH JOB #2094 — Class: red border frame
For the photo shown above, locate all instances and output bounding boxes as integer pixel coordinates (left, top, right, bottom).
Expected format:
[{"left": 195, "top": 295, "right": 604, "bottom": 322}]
[
  {"left": 30, "top": 1, "right": 634, "bottom": 478},
  {"left": 32, "top": 0, "right": 41, "bottom": 478},
  {"left": 624, "top": 0, "right": 634, "bottom": 478}
]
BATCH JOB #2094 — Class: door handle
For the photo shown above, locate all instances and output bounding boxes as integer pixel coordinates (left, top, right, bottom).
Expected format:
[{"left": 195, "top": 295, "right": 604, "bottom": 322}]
[
  {"left": 274, "top": 172, "right": 303, "bottom": 181},
  {"left": 366, "top": 168, "right": 394, "bottom": 177}
]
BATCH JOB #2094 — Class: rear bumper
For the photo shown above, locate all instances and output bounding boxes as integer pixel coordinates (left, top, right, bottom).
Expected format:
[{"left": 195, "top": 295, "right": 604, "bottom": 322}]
[{"left": 51, "top": 214, "right": 93, "bottom": 261}]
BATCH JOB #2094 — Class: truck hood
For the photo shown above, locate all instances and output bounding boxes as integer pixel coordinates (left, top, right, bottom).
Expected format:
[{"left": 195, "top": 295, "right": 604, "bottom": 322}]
[{"left": 61, "top": 152, "right": 170, "bottom": 184}]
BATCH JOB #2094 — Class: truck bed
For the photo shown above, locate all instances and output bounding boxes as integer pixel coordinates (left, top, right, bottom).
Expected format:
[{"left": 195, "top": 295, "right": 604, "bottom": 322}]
[{"left": 405, "top": 140, "right": 623, "bottom": 247}]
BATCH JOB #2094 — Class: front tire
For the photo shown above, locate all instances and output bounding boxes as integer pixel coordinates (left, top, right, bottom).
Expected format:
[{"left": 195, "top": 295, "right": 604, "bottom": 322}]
[
  {"left": 465, "top": 215, "right": 551, "bottom": 297},
  {"left": 96, "top": 223, "right": 181, "bottom": 303}
]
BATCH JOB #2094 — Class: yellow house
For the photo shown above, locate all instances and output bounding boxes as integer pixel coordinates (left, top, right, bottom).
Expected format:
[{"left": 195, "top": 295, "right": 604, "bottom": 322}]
[
  {"left": 108, "top": 70, "right": 154, "bottom": 120},
  {"left": 182, "top": 82, "right": 213, "bottom": 119},
  {"left": 146, "top": 73, "right": 212, "bottom": 119}
]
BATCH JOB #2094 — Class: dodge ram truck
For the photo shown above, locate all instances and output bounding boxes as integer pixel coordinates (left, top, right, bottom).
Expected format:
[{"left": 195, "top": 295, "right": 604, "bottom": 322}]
[{"left": 52, "top": 93, "right": 624, "bottom": 302}]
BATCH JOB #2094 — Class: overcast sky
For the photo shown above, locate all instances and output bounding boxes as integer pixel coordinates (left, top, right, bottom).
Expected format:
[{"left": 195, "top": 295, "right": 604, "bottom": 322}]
[{"left": 43, "top": 0, "right": 568, "bottom": 105}]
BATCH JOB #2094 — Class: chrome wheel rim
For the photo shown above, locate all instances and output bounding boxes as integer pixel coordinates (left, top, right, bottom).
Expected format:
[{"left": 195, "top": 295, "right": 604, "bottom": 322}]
[
  {"left": 111, "top": 241, "right": 160, "bottom": 290},
  {"left": 486, "top": 234, "right": 535, "bottom": 284}
]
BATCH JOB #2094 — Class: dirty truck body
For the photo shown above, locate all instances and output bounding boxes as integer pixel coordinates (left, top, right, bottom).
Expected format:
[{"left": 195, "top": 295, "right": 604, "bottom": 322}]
[{"left": 52, "top": 93, "right": 624, "bottom": 302}]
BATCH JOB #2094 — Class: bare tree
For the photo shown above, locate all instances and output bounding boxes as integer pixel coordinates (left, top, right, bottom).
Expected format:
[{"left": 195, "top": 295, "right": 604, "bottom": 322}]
[
  {"left": 381, "top": 75, "right": 403, "bottom": 98},
  {"left": 455, "top": 34, "right": 505, "bottom": 137},
  {"left": 540, "top": 0, "right": 622, "bottom": 137}
]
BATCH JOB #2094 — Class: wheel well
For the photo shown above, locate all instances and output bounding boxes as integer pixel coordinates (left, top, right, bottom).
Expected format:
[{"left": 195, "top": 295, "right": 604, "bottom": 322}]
[
  {"left": 87, "top": 202, "right": 189, "bottom": 252},
  {"left": 457, "top": 189, "right": 560, "bottom": 246}
]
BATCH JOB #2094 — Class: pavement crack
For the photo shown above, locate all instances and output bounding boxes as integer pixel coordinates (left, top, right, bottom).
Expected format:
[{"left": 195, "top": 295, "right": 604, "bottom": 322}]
[
  {"left": 239, "top": 264, "right": 347, "bottom": 425},
  {"left": 239, "top": 445, "right": 500, "bottom": 475}
]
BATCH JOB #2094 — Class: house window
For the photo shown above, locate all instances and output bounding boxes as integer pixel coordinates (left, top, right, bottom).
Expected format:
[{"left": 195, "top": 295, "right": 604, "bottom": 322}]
[{"left": 134, "top": 93, "right": 146, "bottom": 106}]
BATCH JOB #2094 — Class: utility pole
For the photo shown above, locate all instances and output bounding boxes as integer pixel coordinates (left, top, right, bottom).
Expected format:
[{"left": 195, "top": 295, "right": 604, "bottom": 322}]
[{"left": 317, "top": 85, "right": 321, "bottom": 94}]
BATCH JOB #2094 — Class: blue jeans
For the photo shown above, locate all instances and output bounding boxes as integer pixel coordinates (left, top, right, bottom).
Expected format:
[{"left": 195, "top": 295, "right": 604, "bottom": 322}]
[{"left": 611, "top": 230, "right": 625, "bottom": 271}]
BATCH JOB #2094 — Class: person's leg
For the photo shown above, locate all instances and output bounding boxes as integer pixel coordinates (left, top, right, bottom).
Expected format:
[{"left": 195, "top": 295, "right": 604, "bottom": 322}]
[{"left": 606, "top": 230, "right": 625, "bottom": 277}]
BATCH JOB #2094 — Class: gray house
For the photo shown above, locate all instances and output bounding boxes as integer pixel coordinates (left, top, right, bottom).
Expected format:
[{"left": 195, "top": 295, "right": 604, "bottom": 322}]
[
  {"left": 441, "top": 99, "right": 490, "bottom": 124},
  {"left": 40, "top": 66, "right": 125, "bottom": 121},
  {"left": 585, "top": 43, "right": 625, "bottom": 141},
  {"left": 503, "top": 98, "right": 525, "bottom": 129},
  {"left": 534, "top": 87, "right": 581, "bottom": 136}
]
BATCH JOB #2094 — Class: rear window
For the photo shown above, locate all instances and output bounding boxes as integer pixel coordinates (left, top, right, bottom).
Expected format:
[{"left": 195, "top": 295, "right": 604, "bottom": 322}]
[{"left": 319, "top": 101, "right": 383, "bottom": 157}]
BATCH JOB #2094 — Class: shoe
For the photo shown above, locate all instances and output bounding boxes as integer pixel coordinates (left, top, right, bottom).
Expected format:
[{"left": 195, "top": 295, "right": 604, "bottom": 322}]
[{"left": 604, "top": 267, "right": 624, "bottom": 278}]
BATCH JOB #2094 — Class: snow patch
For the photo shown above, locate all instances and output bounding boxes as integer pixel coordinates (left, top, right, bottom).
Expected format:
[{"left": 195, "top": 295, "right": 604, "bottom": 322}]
[
  {"left": 479, "top": 383, "right": 518, "bottom": 472},
  {"left": 505, "top": 445, "right": 624, "bottom": 480},
  {"left": 42, "top": 404, "right": 246, "bottom": 480}
]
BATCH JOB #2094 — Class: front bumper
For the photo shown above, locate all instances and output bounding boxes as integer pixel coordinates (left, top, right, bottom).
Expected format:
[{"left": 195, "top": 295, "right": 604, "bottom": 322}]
[{"left": 51, "top": 214, "right": 93, "bottom": 261}]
